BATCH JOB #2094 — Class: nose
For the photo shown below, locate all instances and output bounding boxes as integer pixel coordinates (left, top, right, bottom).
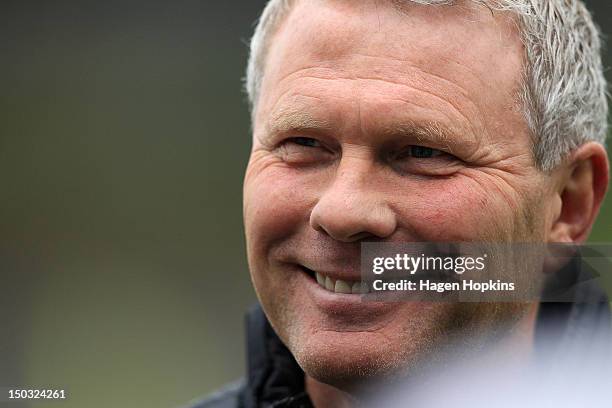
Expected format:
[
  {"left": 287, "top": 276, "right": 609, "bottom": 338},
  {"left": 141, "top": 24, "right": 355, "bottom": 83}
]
[{"left": 309, "top": 160, "right": 397, "bottom": 242}]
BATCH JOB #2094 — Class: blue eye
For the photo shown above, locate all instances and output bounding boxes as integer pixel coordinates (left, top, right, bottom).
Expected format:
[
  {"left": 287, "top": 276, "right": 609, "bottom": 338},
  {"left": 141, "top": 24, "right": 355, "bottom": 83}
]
[
  {"left": 410, "top": 146, "right": 437, "bottom": 158},
  {"left": 290, "top": 137, "right": 320, "bottom": 147},
  {"left": 392, "top": 145, "right": 448, "bottom": 164},
  {"left": 277, "top": 136, "right": 334, "bottom": 166},
  {"left": 390, "top": 145, "right": 461, "bottom": 176},
  {"left": 397, "top": 146, "right": 445, "bottom": 159}
]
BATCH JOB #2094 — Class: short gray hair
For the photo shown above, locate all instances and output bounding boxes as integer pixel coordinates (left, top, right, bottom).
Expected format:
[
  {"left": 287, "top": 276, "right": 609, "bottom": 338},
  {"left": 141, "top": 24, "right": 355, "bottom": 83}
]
[{"left": 245, "top": 0, "right": 608, "bottom": 171}]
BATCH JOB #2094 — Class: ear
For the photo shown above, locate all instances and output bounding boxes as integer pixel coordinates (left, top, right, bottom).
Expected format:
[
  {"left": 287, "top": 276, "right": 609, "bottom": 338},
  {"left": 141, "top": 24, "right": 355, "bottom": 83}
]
[{"left": 548, "top": 142, "right": 609, "bottom": 243}]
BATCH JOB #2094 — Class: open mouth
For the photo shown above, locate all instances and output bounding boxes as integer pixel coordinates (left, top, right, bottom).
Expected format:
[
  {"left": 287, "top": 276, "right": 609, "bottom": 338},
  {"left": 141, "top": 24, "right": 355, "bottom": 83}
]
[{"left": 301, "top": 266, "right": 369, "bottom": 294}]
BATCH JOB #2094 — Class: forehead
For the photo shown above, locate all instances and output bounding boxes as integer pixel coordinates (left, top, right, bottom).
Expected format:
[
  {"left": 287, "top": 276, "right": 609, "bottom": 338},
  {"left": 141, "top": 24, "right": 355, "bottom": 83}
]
[{"left": 256, "top": 0, "right": 526, "bottom": 144}]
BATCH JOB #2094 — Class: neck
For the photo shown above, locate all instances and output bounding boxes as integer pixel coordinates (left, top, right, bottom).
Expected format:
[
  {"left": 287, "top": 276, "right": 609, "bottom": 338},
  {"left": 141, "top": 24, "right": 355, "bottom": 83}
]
[{"left": 305, "top": 376, "right": 356, "bottom": 408}]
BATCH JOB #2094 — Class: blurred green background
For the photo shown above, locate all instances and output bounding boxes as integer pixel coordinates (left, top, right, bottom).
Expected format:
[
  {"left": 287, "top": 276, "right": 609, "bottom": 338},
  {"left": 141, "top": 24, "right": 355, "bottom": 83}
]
[{"left": 0, "top": 1, "right": 610, "bottom": 407}]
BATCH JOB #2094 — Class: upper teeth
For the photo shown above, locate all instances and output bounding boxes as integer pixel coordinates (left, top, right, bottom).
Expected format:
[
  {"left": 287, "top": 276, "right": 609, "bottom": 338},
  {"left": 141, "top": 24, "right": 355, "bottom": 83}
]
[{"left": 315, "top": 272, "right": 369, "bottom": 294}]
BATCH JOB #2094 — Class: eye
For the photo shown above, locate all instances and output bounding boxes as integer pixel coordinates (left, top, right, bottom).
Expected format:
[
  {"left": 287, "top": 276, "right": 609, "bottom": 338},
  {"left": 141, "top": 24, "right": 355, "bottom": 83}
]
[
  {"left": 407, "top": 146, "right": 444, "bottom": 158},
  {"left": 289, "top": 137, "right": 321, "bottom": 148},
  {"left": 390, "top": 145, "right": 461, "bottom": 176},
  {"left": 276, "top": 137, "right": 334, "bottom": 166},
  {"left": 393, "top": 145, "right": 446, "bottom": 160}
]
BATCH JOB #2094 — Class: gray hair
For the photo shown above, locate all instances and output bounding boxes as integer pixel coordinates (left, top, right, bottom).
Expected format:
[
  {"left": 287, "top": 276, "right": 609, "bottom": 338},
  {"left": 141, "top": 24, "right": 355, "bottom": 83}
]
[{"left": 245, "top": 0, "right": 608, "bottom": 171}]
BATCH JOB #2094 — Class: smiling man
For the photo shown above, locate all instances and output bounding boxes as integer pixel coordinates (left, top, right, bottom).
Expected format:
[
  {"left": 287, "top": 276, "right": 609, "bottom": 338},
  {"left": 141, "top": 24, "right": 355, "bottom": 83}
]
[{"left": 193, "top": 1, "right": 610, "bottom": 407}]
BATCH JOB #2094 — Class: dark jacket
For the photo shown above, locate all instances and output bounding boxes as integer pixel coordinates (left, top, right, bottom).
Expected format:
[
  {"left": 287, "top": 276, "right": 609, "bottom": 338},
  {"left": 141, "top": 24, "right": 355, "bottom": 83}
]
[
  {"left": 189, "top": 277, "right": 611, "bottom": 408},
  {"left": 187, "top": 304, "right": 311, "bottom": 408}
]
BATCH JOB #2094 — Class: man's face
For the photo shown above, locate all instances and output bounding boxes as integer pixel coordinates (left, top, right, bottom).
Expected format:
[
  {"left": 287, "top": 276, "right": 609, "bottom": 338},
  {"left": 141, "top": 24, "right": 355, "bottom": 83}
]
[{"left": 244, "top": 0, "right": 557, "bottom": 387}]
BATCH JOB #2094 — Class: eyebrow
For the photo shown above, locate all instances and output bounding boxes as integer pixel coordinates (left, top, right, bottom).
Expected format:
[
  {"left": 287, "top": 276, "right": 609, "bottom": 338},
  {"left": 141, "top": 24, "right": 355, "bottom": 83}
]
[
  {"left": 266, "top": 106, "right": 475, "bottom": 154},
  {"left": 379, "top": 121, "right": 461, "bottom": 152},
  {"left": 266, "top": 106, "right": 334, "bottom": 136}
]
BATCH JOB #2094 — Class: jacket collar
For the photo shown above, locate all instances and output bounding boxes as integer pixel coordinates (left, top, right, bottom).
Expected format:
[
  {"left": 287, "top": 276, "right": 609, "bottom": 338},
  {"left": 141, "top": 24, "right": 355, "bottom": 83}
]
[{"left": 244, "top": 304, "right": 311, "bottom": 408}]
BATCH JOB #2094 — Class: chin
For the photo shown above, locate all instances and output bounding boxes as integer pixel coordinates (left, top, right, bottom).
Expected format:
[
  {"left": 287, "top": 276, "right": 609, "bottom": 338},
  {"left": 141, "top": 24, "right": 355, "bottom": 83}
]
[
  {"left": 287, "top": 329, "right": 424, "bottom": 389},
  {"left": 280, "top": 303, "right": 530, "bottom": 389},
  {"left": 295, "top": 345, "right": 387, "bottom": 388}
]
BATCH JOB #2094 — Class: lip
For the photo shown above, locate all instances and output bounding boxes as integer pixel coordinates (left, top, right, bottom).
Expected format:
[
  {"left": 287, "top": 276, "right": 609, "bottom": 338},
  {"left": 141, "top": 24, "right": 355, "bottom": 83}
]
[
  {"left": 296, "top": 264, "right": 396, "bottom": 316},
  {"left": 299, "top": 261, "right": 362, "bottom": 282}
]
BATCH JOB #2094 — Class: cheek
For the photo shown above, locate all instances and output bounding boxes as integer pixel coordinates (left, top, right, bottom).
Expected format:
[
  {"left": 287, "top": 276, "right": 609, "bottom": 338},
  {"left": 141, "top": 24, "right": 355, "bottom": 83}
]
[
  {"left": 395, "top": 176, "right": 525, "bottom": 241},
  {"left": 243, "top": 158, "right": 318, "bottom": 260}
]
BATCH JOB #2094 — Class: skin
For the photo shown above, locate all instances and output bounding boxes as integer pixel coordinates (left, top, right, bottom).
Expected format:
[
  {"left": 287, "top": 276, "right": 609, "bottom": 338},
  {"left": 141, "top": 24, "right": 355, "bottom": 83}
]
[{"left": 243, "top": 0, "right": 609, "bottom": 405}]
